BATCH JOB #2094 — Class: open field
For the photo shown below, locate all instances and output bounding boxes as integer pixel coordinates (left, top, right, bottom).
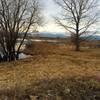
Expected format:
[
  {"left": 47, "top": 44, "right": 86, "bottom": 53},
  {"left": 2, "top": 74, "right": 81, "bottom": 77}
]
[{"left": 0, "top": 41, "right": 100, "bottom": 99}]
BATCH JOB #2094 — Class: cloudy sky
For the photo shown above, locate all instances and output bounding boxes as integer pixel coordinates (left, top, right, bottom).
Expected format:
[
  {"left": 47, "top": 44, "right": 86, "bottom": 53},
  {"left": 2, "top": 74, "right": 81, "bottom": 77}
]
[
  {"left": 39, "top": 0, "right": 64, "bottom": 32},
  {"left": 39, "top": 0, "right": 100, "bottom": 34}
]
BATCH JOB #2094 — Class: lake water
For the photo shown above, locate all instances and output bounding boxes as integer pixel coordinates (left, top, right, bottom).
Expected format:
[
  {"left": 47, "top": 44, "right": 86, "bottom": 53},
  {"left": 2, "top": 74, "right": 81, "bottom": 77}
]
[
  {"left": 0, "top": 39, "right": 65, "bottom": 60},
  {"left": 19, "top": 53, "right": 31, "bottom": 59}
]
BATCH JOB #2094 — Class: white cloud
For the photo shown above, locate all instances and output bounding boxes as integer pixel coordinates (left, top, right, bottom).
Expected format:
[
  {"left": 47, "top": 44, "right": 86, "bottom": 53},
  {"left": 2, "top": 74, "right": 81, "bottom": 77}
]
[{"left": 39, "top": 22, "right": 65, "bottom": 33}]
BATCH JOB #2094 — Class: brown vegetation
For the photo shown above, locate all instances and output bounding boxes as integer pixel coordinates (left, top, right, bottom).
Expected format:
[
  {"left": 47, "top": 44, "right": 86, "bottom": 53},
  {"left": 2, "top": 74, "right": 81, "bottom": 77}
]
[{"left": 0, "top": 41, "right": 99, "bottom": 99}]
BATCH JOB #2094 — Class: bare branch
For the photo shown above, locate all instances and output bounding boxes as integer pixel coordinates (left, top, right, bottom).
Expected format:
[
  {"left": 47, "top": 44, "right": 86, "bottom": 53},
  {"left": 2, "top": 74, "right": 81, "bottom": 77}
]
[
  {"left": 54, "top": 0, "right": 99, "bottom": 51},
  {"left": 0, "top": 0, "right": 42, "bottom": 61}
]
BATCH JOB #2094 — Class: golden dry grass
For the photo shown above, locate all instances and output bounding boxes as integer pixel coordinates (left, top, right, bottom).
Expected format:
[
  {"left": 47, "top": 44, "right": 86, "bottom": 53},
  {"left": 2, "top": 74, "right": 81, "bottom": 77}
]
[{"left": 0, "top": 41, "right": 100, "bottom": 99}]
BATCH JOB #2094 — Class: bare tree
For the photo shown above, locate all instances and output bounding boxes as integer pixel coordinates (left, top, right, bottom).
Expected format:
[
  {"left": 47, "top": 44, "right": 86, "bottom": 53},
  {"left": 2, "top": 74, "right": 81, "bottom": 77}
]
[
  {"left": 0, "top": 0, "right": 42, "bottom": 61},
  {"left": 54, "top": 0, "right": 99, "bottom": 51}
]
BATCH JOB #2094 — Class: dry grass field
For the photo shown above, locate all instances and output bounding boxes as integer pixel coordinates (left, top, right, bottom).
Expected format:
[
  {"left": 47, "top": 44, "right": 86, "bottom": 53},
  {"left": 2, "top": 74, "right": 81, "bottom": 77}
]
[{"left": 0, "top": 41, "right": 100, "bottom": 100}]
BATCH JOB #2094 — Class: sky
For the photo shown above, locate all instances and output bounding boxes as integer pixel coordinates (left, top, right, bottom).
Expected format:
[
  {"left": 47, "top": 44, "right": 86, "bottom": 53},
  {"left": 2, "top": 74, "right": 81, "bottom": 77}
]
[
  {"left": 39, "top": 0, "right": 100, "bottom": 34},
  {"left": 39, "top": 0, "right": 65, "bottom": 33}
]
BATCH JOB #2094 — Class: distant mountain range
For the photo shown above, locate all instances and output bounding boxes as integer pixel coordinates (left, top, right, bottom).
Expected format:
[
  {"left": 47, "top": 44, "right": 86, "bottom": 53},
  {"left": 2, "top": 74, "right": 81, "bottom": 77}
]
[
  {"left": 32, "top": 32, "right": 100, "bottom": 40},
  {"left": 93, "top": 35, "right": 100, "bottom": 40},
  {"left": 33, "top": 32, "right": 69, "bottom": 38},
  {"left": 22, "top": 32, "right": 100, "bottom": 40}
]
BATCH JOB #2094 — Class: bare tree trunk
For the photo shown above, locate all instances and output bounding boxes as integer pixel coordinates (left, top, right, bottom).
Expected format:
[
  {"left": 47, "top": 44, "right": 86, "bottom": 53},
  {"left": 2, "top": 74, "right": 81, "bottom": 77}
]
[
  {"left": 75, "top": 23, "right": 80, "bottom": 51},
  {"left": 75, "top": 35, "right": 80, "bottom": 51},
  {"left": 16, "top": 52, "right": 19, "bottom": 60}
]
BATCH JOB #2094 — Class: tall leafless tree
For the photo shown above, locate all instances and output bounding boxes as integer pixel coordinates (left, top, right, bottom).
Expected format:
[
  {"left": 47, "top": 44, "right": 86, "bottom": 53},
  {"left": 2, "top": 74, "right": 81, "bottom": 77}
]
[
  {"left": 54, "top": 0, "right": 99, "bottom": 51},
  {"left": 0, "top": 0, "right": 42, "bottom": 61}
]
